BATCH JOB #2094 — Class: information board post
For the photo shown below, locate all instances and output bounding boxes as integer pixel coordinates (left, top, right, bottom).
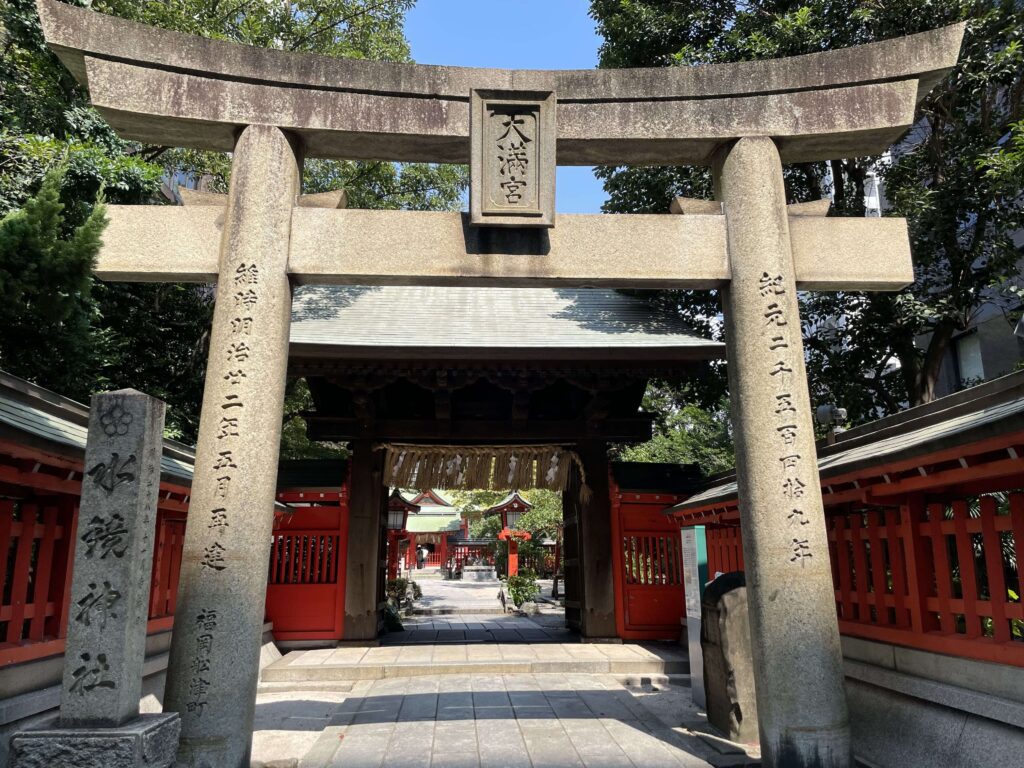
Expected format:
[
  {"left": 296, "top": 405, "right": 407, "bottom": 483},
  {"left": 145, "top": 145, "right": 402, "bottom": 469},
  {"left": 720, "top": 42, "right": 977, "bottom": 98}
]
[{"left": 681, "top": 525, "right": 708, "bottom": 707}]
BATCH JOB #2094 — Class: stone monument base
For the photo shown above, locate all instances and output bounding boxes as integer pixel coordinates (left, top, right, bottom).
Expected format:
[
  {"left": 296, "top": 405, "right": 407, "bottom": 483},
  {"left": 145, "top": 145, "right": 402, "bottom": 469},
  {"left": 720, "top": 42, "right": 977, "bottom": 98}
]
[
  {"left": 462, "top": 565, "right": 498, "bottom": 582},
  {"left": 10, "top": 713, "right": 181, "bottom": 768}
]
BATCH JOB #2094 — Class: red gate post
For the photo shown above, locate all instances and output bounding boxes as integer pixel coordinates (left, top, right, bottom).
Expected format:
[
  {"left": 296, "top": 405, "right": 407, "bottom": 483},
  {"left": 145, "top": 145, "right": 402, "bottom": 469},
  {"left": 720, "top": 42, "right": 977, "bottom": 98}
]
[
  {"left": 387, "top": 531, "right": 400, "bottom": 580},
  {"left": 508, "top": 538, "right": 519, "bottom": 577},
  {"left": 499, "top": 528, "right": 530, "bottom": 578}
]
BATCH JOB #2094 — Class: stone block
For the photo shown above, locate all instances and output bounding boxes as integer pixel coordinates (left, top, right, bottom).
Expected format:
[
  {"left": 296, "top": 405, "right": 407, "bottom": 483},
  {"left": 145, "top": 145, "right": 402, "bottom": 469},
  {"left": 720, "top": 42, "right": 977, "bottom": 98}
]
[
  {"left": 470, "top": 89, "right": 555, "bottom": 228},
  {"left": 700, "top": 572, "right": 758, "bottom": 745},
  {"left": 61, "top": 390, "right": 165, "bottom": 728},
  {"left": 462, "top": 566, "right": 498, "bottom": 582},
  {"left": 9, "top": 713, "right": 180, "bottom": 768}
]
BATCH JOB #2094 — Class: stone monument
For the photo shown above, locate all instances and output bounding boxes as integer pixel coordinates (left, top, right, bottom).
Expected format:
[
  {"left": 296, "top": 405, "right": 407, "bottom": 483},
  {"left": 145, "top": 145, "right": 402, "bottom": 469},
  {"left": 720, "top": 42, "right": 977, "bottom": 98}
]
[
  {"left": 10, "top": 390, "right": 180, "bottom": 767},
  {"left": 701, "top": 571, "right": 759, "bottom": 745}
]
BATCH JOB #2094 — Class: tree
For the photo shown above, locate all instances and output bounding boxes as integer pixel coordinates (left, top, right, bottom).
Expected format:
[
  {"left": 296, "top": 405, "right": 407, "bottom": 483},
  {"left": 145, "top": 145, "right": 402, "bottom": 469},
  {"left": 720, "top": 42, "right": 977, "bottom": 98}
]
[
  {"left": 0, "top": 166, "right": 105, "bottom": 398},
  {"left": 590, "top": 0, "right": 1024, "bottom": 420},
  {"left": 616, "top": 383, "right": 735, "bottom": 474},
  {"left": 459, "top": 488, "right": 564, "bottom": 576},
  {"left": 0, "top": 0, "right": 467, "bottom": 440}
]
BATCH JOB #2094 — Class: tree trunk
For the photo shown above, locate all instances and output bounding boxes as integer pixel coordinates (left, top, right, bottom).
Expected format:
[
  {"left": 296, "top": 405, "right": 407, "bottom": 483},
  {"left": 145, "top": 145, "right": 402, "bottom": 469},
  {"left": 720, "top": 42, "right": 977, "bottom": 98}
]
[{"left": 904, "top": 319, "right": 957, "bottom": 405}]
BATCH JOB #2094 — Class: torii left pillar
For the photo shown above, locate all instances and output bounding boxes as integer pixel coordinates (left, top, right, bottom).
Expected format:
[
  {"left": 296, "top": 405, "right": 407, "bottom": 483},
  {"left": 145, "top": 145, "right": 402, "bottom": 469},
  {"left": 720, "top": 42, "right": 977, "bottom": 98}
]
[{"left": 164, "top": 124, "right": 301, "bottom": 768}]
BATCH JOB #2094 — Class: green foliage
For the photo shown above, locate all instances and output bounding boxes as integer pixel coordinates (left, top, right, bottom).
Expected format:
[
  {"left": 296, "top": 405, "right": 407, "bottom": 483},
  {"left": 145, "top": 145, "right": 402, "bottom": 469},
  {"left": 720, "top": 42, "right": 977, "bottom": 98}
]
[
  {"left": 470, "top": 513, "right": 504, "bottom": 539},
  {"left": 616, "top": 384, "right": 734, "bottom": 474},
  {"left": 0, "top": 0, "right": 466, "bottom": 441},
  {"left": 459, "top": 489, "right": 563, "bottom": 576},
  {"left": 382, "top": 602, "right": 404, "bottom": 631},
  {"left": 385, "top": 576, "right": 421, "bottom": 605},
  {"left": 515, "top": 490, "right": 563, "bottom": 539},
  {"left": 505, "top": 571, "right": 540, "bottom": 607},
  {"left": 463, "top": 488, "right": 563, "bottom": 539},
  {"left": 0, "top": 166, "right": 105, "bottom": 399},
  {"left": 590, "top": 0, "right": 1024, "bottom": 420}
]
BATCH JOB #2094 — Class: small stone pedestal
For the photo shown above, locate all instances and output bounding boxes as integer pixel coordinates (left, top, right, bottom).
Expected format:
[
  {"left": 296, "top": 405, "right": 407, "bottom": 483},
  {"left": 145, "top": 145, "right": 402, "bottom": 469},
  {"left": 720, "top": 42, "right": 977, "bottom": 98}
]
[
  {"left": 10, "top": 713, "right": 180, "bottom": 768},
  {"left": 462, "top": 565, "right": 498, "bottom": 582}
]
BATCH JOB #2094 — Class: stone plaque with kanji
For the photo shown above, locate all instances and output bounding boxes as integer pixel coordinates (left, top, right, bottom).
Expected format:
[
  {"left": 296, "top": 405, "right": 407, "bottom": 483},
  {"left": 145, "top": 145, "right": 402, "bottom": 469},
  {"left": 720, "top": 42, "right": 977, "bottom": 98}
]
[{"left": 470, "top": 89, "right": 555, "bottom": 227}]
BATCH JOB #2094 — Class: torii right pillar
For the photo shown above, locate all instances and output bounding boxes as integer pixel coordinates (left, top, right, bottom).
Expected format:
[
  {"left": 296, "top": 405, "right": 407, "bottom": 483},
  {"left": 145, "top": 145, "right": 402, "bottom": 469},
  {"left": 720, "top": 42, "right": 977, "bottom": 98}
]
[{"left": 717, "top": 136, "right": 851, "bottom": 768}]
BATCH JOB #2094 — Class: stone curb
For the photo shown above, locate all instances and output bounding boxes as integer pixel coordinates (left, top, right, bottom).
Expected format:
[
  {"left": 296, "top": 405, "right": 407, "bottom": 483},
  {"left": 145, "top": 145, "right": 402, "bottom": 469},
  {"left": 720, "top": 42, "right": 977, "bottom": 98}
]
[{"left": 261, "top": 658, "right": 690, "bottom": 683}]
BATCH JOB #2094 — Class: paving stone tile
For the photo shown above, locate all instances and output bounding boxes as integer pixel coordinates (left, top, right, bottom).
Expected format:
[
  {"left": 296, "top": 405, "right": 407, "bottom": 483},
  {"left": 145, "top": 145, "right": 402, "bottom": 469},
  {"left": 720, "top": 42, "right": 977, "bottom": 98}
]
[
  {"left": 384, "top": 754, "right": 434, "bottom": 768},
  {"left": 436, "top": 629, "right": 469, "bottom": 642},
  {"left": 474, "top": 705, "right": 516, "bottom": 721},
  {"left": 578, "top": 752, "right": 635, "bottom": 768},
  {"left": 439, "top": 691, "right": 474, "bottom": 708},
  {"left": 477, "top": 753, "right": 533, "bottom": 768},
  {"left": 399, "top": 693, "right": 439, "bottom": 721},
  {"left": 430, "top": 753, "right": 482, "bottom": 768},
  {"left": 434, "top": 721, "right": 480, "bottom": 751}
]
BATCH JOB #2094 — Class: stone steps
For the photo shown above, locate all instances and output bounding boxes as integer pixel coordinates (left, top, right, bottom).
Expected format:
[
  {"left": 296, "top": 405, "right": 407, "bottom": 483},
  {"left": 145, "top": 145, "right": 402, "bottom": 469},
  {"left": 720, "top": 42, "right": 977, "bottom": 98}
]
[
  {"left": 261, "top": 649, "right": 690, "bottom": 684},
  {"left": 408, "top": 607, "right": 507, "bottom": 616}
]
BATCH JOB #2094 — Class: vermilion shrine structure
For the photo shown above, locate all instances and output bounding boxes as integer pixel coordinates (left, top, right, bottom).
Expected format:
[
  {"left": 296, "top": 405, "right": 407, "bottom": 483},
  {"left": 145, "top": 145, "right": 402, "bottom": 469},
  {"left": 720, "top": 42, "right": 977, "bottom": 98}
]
[{"left": 27, "top": 2, "right": 969, "bottom": 766}]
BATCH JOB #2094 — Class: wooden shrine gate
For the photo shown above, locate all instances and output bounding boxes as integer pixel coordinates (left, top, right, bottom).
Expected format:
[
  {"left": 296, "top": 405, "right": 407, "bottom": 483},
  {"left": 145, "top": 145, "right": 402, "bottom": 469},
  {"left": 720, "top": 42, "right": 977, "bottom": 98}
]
[
  {"left": 610, "top": 482, "right": 688, "bottom": 640},
  {"left": 266, "top": 488, "right": 350, "bottom": 642}
]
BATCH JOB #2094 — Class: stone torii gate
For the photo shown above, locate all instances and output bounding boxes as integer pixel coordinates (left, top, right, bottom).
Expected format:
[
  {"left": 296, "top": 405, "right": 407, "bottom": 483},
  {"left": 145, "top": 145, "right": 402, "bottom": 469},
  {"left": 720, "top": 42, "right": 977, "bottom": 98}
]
[{"left": 36, "top": 2, "right": 964, "bottom": 766}]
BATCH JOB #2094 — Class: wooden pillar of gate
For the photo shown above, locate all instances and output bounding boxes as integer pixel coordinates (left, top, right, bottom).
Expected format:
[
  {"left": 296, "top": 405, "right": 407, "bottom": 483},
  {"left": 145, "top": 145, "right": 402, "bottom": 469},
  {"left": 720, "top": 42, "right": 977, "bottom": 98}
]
[
  {"left": 343, "top": 439, "right": 385, "bottom": 639},
  {"left": 564, "top": 443, "right": 616, "bottom": 639}
]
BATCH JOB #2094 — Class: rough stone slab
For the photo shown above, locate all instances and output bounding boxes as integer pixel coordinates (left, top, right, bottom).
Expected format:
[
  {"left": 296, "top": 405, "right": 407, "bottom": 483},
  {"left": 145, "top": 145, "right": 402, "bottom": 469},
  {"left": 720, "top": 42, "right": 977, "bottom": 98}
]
[
  {"left": 39, "top": 0, "right": 963, "bottom": 103},
  {"left": 97, "top": 207, "right": 913, "bottom": 292},
  {"left": 259, "top": 651, "right": 688, "bottom": 683},
  {"left": 82, "top": 56, "right": 921, "bottom": 165},
  {"left": 10, "top": 713, "right": 180, "bottom": 768},
  {"left": 844, "top": 659, "right": 1024, "bottom": 728},
  {"left": 39, "top": 0, "right": 964, "bottom": 162}
]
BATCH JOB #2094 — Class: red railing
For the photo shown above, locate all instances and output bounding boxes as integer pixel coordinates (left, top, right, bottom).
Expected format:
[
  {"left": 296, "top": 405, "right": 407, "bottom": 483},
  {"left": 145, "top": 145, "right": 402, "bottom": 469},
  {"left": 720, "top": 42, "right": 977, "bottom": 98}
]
[
  {"left": 0, "top": 497, "right": 77, "bottom": 664},
  {"left": 519, "top": 550, "right": 556, "bottom": 576},
  {"left": 2, "top": 494, "right": 189, "bottom": 666},
  {"left": 698, "top": 492, "right": 1024, "bottom": 666},
  {"left": 268, "top": 531, "right": 341, "bottom": 584},
  {"left": 621, "top": 534, "right": 683, "bottom": 586},
  {"left": 148, "top": 511, "right": 187, "bottom": 629},
  {"left": 706, "top": 525, "right": 745, "bottom": 576},
  {"left": 450, "top": 543, "right": 494, "bottom": 569},
  {"left": 828, "top": 493, "right": 1024, "bottom": 666}
]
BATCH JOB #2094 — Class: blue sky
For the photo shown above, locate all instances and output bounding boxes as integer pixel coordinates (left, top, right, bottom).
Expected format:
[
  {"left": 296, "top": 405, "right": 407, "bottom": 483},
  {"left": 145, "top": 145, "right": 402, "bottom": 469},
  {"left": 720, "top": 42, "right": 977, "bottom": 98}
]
[{"left": 404, "top": 0, "right": 606, "bottom": 214}]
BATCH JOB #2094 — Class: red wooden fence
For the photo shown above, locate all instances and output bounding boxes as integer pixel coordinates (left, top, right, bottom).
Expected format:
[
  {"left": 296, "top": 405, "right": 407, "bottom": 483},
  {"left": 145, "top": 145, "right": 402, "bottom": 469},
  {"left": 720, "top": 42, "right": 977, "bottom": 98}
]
[
  {"left": 268, "top": 530, "right": 342, "bottom": 585},
  {"left": 450, "top": 543, "right": 494, "bottom": 569},
  {"left": 148, "top": 511, "right": 187, "bottom": 630},
  {"left": 706, "top": 525, "right": 745, "bottom": 576},
  {"left": 0, "top": 498, "right": 77, "bottom": 665},
  {"left": 611, "top": 488, "right": 688, "bottom": 640},
  {"left": 827, "top": 492, "right": 1024, "bottom": 666},
  {"left": 266, "top": 498, "right": 349, "bottom": 641},
  {"left": 696, "top": 491, "right": 1024, "bottom": 667},
  {"left": 2, "top": 495, "right": 188, "bottom": 666}
]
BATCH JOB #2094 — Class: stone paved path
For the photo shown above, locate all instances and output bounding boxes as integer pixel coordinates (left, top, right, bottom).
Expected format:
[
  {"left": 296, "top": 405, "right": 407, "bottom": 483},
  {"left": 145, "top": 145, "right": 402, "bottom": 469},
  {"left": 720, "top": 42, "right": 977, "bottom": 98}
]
[
  {"left": 385, "top": 612, "right": 574, "bottom": 645},
  {"left": 262, "top": 642, "right": 688, "bottom": 684},
  {"left": 408, "top": 576, "right": 506, "bottom": 614},
  {"left": 251, "top": 672, "right": 756, "bottom": 767}
]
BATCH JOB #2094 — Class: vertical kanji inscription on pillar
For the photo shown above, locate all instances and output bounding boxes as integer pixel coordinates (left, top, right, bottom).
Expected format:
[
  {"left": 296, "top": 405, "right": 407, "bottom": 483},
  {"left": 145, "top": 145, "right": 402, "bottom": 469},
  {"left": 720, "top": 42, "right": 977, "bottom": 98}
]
[{"left": 163, "top": 124, "right": 300, "bottom": 768}]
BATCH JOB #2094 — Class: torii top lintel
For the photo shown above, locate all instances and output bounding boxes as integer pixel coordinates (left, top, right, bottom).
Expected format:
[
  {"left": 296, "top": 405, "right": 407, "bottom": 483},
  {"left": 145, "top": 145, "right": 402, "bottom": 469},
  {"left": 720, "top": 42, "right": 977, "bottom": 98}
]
[{"left": 38, "top": 0, "right": 964, "bottom": 166}]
